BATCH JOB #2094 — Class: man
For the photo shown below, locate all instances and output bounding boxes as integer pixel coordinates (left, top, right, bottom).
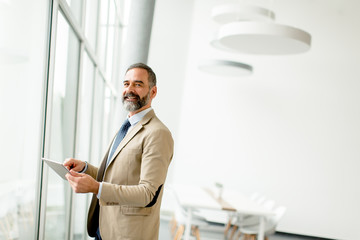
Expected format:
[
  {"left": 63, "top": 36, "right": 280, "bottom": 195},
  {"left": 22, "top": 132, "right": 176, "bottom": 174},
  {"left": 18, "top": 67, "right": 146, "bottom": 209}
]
[{"left": 64, "top": 63, "right": 174, "bottom": 240}]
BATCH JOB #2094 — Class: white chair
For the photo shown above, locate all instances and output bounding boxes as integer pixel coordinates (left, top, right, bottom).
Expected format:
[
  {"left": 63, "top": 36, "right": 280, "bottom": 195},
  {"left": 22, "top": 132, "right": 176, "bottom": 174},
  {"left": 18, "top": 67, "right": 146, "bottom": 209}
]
[
  {"left": 171, "top": 201, "right": 210, "bottom": 240},
  {"left": 238, "top": 206, "right": 287, "bottom": 240},
  {"left": 224, "top": 192, "right": 266, "bottom": 239},
  {"left": 262, "top": 200, "right": 275, "bottom": 211},
  {"left": 228, "top": 198, "right": 276, "bottom": 239},
  {"left": 255, "top": 195, "right": 267, "bottom": 205},
  {"left": 166, "top": 186, "right": 209, "bottom": 240},
  {"left": 169, "top": 184, "right": 231, "bottom": 240}
]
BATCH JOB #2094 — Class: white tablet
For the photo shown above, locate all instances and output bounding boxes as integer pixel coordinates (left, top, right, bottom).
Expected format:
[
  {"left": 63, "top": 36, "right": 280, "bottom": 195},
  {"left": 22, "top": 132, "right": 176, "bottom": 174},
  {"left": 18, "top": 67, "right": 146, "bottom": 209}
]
[{"left": 42, "top": 158, "right": 70, "bottom": 180}]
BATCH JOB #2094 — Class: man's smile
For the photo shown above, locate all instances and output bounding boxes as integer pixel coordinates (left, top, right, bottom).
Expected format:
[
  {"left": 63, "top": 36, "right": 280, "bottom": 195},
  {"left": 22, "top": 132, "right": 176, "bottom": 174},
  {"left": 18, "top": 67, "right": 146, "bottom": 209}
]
[{"left": 124, "top": 93, "right": 139, "bottom": 102}]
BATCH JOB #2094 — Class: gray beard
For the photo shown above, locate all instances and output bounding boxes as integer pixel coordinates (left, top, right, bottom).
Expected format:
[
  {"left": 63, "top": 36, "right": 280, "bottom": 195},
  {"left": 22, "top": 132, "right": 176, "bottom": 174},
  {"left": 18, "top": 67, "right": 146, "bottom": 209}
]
[{"left": 122, "top": 92, "right": 150, "bottom": 112}]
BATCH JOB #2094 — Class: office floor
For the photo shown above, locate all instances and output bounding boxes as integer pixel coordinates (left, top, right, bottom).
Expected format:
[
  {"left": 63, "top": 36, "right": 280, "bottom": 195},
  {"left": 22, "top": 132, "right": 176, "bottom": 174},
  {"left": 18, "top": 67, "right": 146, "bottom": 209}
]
[{"left": 159, "top": 219, "right": 333, "bottom": 240}]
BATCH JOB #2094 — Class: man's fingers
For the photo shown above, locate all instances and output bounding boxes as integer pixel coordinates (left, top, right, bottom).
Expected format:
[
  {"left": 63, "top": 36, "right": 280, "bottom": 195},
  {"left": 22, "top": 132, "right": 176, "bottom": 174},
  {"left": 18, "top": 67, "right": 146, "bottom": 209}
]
[
  {"left": 69, "top": 169, "right": 83, "bottom": 177},
  {"left": 63, "top": 158, "right": 73, "bottom": 167},
  {"left": 65, "top": 171, "right": 98, "bottom": 194},
  {"left": 65, "top": 173, "right": 73, "bottom": 181},
  {"left": 66, "top": 171, "right": 82, "bottom": 182},
  {"left": 63, "top": 158, "right": 85, "bottom": 172}
]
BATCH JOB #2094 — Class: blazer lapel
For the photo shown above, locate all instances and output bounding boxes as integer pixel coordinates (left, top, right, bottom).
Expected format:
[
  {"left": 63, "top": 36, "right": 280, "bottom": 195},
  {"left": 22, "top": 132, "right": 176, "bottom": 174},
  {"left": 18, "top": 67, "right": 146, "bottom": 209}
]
[{"left": 106, "top": 109, "right": 155, "bottom": 168}]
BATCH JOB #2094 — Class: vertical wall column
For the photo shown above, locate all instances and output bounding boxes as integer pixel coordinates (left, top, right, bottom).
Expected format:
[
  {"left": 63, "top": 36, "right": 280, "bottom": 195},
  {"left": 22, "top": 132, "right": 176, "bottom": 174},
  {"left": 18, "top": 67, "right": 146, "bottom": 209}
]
[
  {"left": 122, "top": 0, "right": 156, "bottom": 66},
  {"left": 115, "top": 0, "right": 156, "bottom": 123}
]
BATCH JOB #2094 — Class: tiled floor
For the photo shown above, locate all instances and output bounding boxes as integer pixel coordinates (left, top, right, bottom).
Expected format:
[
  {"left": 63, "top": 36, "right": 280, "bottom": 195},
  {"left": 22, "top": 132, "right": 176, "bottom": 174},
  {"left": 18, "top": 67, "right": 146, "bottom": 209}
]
[{"left": 159, "top": 219, "right": 332, "bottom": 240}]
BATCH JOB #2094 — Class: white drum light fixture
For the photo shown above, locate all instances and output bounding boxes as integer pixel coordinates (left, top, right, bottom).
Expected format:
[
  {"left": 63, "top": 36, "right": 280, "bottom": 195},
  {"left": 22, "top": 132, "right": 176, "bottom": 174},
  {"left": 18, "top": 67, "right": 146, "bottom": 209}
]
[
  {"left": 211, "top": 21, "right": 311, "bottom": 55},
  {"left": 212, "top": 4, "right": 276, "bottom": 24},
  {"left": 198, "top": 59, "right": 253, "bottom": 77},
  {"left": 210, "top": 1, "right": 312, "bottom": 55}
]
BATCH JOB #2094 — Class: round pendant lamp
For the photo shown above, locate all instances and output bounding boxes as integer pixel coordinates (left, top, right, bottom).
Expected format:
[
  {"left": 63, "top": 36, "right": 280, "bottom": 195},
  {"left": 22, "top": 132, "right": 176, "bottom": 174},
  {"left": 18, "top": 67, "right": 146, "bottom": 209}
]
[
  {"left": 198, "top": 60, "right": 253, "bottom": 77},
  {"left": 212, "top": 4, "right": 276, "bottom": 24},
  {"left": 211, "top": 21, "right": 311, "bottom": 55}
]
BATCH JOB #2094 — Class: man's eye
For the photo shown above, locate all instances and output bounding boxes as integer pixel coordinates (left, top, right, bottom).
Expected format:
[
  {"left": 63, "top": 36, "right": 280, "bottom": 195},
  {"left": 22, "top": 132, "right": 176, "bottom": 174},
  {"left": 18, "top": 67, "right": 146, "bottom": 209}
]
[{"left": 136, "top": 84, "right": 141, "bottom": 87}]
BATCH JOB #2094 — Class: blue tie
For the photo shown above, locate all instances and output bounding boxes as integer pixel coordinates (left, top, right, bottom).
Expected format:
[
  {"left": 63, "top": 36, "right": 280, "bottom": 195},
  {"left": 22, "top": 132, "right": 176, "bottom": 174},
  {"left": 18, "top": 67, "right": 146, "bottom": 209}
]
[{"left": 107, "top": 119, "right": 131, "bottom": 166}]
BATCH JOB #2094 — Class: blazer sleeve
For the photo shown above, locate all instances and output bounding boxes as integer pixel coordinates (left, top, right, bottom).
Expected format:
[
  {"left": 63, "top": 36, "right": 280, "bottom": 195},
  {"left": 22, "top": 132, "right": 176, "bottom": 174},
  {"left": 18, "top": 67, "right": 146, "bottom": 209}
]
[
  {"left": 99, "top": 126, "right": 174, "bottom": 207},
  {"left": 85, "top": 162, "right": 99, "bottom": 179}
]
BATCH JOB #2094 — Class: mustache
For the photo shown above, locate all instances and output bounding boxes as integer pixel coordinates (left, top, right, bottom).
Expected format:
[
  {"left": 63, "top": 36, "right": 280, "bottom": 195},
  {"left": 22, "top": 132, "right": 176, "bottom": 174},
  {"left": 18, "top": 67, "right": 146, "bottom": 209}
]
[{"left": 123, "top": 92, "right": 140, "bottom": 100}]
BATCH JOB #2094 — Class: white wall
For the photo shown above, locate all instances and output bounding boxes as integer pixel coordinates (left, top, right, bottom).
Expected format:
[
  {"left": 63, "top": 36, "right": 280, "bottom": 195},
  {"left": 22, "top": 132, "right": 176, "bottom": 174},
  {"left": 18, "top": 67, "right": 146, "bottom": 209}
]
[
  {"left": 149, "top": 0, "right": 360, "bottom": 239},
  {"left": 148, "top": 0, "right": 195, "bottom": 182}
]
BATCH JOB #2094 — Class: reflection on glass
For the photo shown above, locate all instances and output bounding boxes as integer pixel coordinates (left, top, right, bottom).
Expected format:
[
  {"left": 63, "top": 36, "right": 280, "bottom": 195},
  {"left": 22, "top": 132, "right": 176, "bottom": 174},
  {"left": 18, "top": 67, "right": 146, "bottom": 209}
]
[
  {"left": 72, "top": 51, "right": 95, "bottom": 240},
  {"left": 43, "top": 12, "right": 80, "bottom": 240}
]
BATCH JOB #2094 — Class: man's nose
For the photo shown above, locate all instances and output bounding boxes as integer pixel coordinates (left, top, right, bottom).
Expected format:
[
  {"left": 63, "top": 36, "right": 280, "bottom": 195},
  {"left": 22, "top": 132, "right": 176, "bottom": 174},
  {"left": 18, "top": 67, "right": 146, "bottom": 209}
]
[{"left": 126, "top": 84, "right": 135, "bottom": 92}]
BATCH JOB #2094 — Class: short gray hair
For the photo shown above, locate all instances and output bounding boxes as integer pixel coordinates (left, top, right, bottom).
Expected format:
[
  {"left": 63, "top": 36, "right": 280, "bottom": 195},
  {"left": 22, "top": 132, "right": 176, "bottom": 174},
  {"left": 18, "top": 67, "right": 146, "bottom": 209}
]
[{"left": 126, "top": 63, "right": 157, "bottom": 88}]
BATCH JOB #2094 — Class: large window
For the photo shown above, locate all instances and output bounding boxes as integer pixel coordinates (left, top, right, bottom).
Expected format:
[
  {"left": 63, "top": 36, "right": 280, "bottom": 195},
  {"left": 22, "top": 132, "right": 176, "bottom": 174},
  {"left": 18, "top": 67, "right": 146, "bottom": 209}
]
[
  {"left": 39, "top": 0, "right": 124, "bottom": 239},
  {"left": 71, "top": 51, "right": 95, "bottom": 240},
  {"left": 0, "top": 0, "right": 49, "bottom": 239},
  {"left": 0, "top": 0, "right": 125, "bottom": 239},
  {"left": 42, "top": 11, "right": 80, "bottom": 239}
]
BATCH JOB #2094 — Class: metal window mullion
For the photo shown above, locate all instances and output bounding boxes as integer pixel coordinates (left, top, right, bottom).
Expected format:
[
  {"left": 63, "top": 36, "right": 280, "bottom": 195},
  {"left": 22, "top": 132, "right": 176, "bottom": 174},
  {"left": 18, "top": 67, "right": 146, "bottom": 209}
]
[
  {"left": 82, "top": 58, "right": 98, "bottom": 240},
  {"left": 34, "top": 0, "right": 55, "bottom": 238},
  {"left": 67, "top": 40, "right": 86, "bottom": 240},
  {"left": 59, "top": 0, "right": 116, "bottom": 97},
  {"left": 58, "top": 0, "right": 84, "bottom": 42},
  {"left": 80, "top": 0, "right": 86, "bottom": 30},
  {"left": 58, "top": 0, "right": 96, "bottom": 68},
  {"left": 94, "top": 0, "right": 101, "bottom": 56},
  {"left": 37, "top": 0, "right": 60, "bottom": 239},
  {"left": 58, "top": 0, "right": 102, "bottom": 79},
  {"left": 62, "top": 13, "right": 82, "bottom": 240}
]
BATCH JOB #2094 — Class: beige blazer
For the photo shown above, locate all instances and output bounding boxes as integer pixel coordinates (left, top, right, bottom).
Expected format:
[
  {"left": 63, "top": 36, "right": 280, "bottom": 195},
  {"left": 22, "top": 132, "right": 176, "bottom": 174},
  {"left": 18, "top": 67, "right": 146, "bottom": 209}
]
[{"left": 86, "top": 110, "right": 174, "bottom": 240}]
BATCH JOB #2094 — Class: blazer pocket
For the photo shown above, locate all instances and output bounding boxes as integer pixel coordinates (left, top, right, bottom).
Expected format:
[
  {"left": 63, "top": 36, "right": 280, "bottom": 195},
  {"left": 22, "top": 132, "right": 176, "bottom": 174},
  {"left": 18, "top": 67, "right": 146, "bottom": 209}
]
[{"left": 121, "top": 206, "right": 152, "bottom": 216}]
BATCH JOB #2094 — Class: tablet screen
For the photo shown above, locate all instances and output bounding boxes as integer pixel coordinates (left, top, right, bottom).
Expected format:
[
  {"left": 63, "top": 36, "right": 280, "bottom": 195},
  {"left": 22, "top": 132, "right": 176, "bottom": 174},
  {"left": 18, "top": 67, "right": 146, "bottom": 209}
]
[{"left": 42, "top": 158, "right": 70, "bottom": 180}]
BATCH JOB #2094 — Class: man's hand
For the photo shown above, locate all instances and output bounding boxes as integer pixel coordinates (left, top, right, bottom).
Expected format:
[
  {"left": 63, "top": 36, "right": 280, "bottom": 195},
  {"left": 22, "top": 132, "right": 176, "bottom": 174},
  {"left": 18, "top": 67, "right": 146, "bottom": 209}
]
[
  {"left": 63, "top": 158, "right": 85, "bottom": 172},
  {"left": 66, "top": 170, "right": 99, "bottom": 194}
]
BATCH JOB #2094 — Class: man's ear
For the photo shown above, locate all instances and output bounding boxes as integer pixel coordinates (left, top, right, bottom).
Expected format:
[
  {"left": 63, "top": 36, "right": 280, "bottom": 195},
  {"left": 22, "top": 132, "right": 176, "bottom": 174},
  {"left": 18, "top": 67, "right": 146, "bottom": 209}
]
[{"left": 150, "top": 86, "right": 157, "bottom": 99}]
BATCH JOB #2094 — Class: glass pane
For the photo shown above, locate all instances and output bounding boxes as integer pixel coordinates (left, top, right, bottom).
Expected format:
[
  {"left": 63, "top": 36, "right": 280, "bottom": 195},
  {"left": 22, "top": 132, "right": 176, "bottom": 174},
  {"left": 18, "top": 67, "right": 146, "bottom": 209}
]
[
  {"left": 105, "top": 2, "right": 116, "bottom": 79},
  {"left": 43, "top": 12, "right": 80, "bottom": 240},
  {"left": 72, "top": 51, "right": 95, "bottom": 240},
  {"left": 97, "top": 0, "right": 109, "bottom": 70},
  {"left": 102, "top": 86, "right": 112, "bottom": 150},
  {"left": 84, "top": 0, "right": 99, "bottom": 51},
  {"left": 65, "top": 0, "right": 83, "bottom": 26},
  {"left": 91, "top": 75, "right": 105, "bottom": 166},
  {"left": 0, "top": 0, "right": 49, "bottom": 239}
]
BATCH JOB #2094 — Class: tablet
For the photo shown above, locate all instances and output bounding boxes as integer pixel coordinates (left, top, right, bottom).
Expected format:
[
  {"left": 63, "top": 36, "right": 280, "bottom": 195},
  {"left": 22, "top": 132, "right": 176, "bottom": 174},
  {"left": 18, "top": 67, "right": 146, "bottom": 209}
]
[{"left": 42, "top": 158, "right": 70, "bottom": 180}]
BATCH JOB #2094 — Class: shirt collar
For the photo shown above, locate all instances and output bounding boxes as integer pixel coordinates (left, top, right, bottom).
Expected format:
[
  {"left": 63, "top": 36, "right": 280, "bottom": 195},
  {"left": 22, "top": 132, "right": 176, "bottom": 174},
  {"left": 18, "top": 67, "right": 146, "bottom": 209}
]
[{"left": 128, "top": 107, "right": 152, "bottom": 126}]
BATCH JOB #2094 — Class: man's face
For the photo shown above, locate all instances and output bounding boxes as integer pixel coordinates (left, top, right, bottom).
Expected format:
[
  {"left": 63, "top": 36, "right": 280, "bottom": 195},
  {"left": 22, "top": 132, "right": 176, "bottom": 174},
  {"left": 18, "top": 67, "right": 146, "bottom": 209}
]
[{"left": 122, "top": 68, "right": 156, "bottom": 115}]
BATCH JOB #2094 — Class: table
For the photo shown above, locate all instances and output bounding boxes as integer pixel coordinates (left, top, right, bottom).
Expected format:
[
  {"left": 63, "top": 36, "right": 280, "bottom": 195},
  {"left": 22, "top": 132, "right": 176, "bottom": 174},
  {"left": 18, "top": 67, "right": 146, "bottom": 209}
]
[
  {"left": 171, "top": 184, "right": 274, "bottom": 240},
  {"left": 171, "top": 184, "right": 222, "bottom": 240}
]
